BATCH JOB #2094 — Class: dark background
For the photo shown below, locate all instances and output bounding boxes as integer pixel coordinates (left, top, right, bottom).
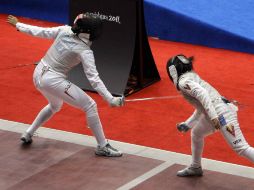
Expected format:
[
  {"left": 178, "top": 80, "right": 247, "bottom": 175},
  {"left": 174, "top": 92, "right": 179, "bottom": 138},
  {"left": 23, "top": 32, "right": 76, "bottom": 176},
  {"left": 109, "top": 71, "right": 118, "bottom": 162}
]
[{"left": 68, "top": 0, "right": 137, "bottom": 95}]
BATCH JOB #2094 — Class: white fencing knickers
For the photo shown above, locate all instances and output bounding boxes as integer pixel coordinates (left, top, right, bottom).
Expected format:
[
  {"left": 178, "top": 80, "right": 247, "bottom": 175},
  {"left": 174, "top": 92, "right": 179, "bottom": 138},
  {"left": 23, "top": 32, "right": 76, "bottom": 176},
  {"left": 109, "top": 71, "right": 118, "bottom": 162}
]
[
  {"left": 26, "top": 62, "right": 107, "bottom": 147},
  {"left": 191, "top": 102, "right": 254, "bottom": 167}
]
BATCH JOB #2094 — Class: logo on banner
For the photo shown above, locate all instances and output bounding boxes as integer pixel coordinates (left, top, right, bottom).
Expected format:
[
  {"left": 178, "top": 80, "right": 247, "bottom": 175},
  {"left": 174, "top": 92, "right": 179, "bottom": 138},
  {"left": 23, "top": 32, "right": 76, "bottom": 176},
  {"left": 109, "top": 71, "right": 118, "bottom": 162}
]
[
  {"left": 226, "top": 124, "right": 235, "bottom": 137},
  {"left": 87, "top": 12, "right": 121, "bottom": 24}
]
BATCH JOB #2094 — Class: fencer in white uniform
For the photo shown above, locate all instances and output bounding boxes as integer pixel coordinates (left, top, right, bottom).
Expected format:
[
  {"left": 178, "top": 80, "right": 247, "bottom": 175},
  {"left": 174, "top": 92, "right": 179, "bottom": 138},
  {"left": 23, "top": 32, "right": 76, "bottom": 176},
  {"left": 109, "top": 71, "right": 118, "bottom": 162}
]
[
  {"left": 7, "top": 14, "right": 124, "bottom": 157},
  {"left": 166, "top": 54, "right": 254, "bottom": 176}
]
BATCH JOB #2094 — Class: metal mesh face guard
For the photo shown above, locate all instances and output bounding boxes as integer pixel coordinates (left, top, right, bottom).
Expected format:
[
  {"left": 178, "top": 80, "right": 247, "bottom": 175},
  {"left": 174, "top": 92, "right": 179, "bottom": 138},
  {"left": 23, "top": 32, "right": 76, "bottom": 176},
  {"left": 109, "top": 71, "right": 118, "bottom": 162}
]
[{"left": 166, "top": 54, "right": 193, "bottom": 89}]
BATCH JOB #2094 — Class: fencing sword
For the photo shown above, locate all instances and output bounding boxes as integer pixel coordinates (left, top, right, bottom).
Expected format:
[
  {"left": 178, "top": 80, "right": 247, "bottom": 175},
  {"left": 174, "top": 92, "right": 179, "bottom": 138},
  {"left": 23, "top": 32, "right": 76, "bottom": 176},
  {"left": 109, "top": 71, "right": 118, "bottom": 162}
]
[
  {"left": 122, "top": 96, "right": 252, "bottom": 109},
  {"left": 122, "top": 95, "right": 182, "bottom": 104},
  {"left": 0, "top": 62, "right": 38, "bottom": 71}
]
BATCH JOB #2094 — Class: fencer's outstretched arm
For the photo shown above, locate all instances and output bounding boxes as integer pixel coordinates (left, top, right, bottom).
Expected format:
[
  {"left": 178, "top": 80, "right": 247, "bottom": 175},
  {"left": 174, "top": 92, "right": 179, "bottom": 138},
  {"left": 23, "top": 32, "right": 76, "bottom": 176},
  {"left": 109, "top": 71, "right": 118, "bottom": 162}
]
[
  {"left": 80, "top": 50, "right": 123, "bottom": 107},
  {"left": 7, "top": 15, "right": 64, "bottom": 39},
  {"left": 178, "top": 79, "right": 218, "bottom": 122}
]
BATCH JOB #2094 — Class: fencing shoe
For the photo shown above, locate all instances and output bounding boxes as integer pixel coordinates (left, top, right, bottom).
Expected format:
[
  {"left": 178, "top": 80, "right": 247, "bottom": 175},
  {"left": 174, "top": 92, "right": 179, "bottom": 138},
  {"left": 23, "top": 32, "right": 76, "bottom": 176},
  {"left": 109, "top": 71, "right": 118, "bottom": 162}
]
[
  {"left": 177, "top": 166, "right": 203, "bottom": 177},
  {"left": 95, "top": 143, "right": 123, "bottom": 157},
  {"left": 21, "top": 132, "right": 33, "bottom": 144}
]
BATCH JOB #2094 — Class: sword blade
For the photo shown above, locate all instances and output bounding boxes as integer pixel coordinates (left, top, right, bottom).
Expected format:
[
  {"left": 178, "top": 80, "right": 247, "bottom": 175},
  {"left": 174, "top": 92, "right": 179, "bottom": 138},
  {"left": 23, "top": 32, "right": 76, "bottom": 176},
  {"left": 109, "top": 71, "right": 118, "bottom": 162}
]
[{"left": 125, "top": 95, "right": 181, "bottom": 102}]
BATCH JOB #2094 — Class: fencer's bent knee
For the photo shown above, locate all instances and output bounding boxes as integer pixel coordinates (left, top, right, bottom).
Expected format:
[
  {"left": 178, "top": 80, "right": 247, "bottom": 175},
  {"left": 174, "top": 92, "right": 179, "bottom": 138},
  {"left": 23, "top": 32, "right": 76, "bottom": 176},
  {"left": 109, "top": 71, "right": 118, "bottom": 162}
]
[
  {"left": 48, "top": 103, "right": 62, "bottom": 113},
  {"left": 191, "top": 128, "right": 204, "bottom": 141},
  {"left": 85, "top": 100, "right": 97, "bottom": 114},
  {"left": 233, "top": 144, "right": 251, "bottom": 156}
]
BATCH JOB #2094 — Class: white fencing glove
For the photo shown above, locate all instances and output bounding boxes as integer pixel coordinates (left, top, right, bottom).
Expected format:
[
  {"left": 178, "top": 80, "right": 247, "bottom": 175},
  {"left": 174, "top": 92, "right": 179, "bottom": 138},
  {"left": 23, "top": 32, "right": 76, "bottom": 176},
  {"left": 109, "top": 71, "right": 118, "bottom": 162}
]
[{"left": 109, "top": 96, "right": 125, "bottom": 107}]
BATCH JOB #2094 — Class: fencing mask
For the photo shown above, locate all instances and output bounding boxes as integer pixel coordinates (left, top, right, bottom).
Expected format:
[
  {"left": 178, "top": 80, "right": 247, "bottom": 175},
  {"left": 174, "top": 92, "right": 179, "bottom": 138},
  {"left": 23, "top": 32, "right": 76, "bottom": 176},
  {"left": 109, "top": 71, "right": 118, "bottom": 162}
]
[
  {"left": 71, "top": 13, "right": 103, "bottom": 41},
  {"left": 166, "top": 54, "right": 193, "bottom": 89}
]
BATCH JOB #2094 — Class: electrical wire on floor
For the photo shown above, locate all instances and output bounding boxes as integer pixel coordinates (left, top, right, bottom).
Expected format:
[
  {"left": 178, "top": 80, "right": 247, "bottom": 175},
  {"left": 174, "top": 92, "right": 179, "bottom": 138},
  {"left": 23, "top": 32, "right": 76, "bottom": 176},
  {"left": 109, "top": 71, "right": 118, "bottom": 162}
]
[{"left": 0, "top": 62, "right": 38, "bottom": 71}]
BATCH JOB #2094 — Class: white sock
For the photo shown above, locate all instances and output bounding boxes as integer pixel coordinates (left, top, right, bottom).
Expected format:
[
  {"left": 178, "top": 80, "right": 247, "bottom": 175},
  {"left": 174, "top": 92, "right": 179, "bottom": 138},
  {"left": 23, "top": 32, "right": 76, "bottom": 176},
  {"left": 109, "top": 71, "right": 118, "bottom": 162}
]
[
  {"left": 26, "top": 105, "right": 54, "bottom": 135},
  {"left": 191, "top": 134, "right": 204, "bottom": 168},
  {"left": 86, "top": 105, "right": 107, "bottom": 147}
]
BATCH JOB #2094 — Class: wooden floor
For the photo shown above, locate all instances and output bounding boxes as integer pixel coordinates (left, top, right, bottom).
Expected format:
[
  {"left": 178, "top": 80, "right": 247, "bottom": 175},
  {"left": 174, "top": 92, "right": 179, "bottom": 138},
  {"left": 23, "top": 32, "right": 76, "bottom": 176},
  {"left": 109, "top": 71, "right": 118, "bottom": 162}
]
[
  {"left": 1, "top": 131, "right": 161, "bottom": 190},
  {"left": 133, "top": 164, "right": 254, "bottom": 190},
  {"left": 1, "top": 128, "right": 254, "bottom": 190}
]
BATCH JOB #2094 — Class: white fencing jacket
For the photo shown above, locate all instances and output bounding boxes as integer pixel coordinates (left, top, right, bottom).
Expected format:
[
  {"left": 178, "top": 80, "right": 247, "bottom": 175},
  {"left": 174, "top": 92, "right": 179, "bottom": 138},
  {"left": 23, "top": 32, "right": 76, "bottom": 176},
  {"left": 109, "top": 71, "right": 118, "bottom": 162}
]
[
  {"left": 178, "top": 71, "right": 223, "bottom": 126},
  {"left": 16, "top": 22, "right": 113, "bottom": 102}
]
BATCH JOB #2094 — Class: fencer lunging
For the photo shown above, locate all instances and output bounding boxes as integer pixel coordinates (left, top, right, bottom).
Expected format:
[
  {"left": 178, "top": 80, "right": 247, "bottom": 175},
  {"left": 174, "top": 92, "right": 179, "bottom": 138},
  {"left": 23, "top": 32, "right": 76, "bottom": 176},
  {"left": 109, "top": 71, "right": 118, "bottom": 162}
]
[
  {"left": 166, "top": 54, "right": 254, "bottom": 176},
  {"left": 7, "top": 14, "right": 124, "bottom": 157}
]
